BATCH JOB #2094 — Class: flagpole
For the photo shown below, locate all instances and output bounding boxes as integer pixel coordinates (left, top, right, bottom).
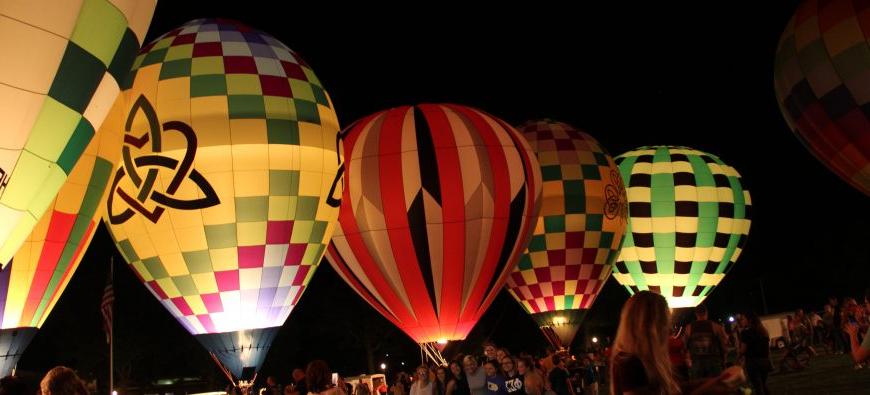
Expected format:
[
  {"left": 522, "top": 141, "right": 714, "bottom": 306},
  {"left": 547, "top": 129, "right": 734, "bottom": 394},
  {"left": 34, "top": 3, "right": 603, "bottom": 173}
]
[{"left": 109, "top": 256, "right": 114, "bottom": 395}]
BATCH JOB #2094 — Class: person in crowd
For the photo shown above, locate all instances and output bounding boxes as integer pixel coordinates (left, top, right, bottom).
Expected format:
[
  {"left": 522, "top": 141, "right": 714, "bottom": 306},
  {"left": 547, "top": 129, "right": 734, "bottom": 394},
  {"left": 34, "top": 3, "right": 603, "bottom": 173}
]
[
  {"left": 684, "top": 304, "right": 728, "bottom": 379},
  {"left": 0, "top": 375, "right": 33, "bottom": 395},
  {"left": 610, "top": 291, "right": 741, "bottom": 395},
  {"left": 539, "top": 347, "right": 555, "bottom": 376},
  {"left": 830, "top": 296, "right": 846, "bottom": 354},
  {"left": 39, "top": 367, "right": 88, "bottom": 395},
  {"left": 435, "top": 366, "right": 457, "bottom": 395},
  {"left": 496, "top": 349, "right": 510, "bottom": 368},
  {"left": 547, "top": 355, "right": 573, "bottom": 395},
  {"left": 793, "top": 309, "right": 812, "bottom": 346},
  {"left": 307, "top": 360, "right": 346, "bottom": 395},
  {"left": 809, "top": 309, "right": 823, "bottom": 345},
  {"left": 483, "top": 361, "right": 508, "bottom": 395},
  {"left": 738, "top": 312, "right": 772, "bottom": 395},
  {"left": 450, "top": 359, "right": 470, "bottom": 395},
  {"left": 290, "top": 368, "right": 308, "bottom": 395},
  {"left": 845, "top": 289, "right": 870, "bottom": 365},
  {"left": 843, "top": 297, "right": 865, "bottom": 369},
  {"left": 483, "top": 342, "right": 499, "bottom": 365},
  {"left": 500, "top": 356, "right": 524, "bottom": 395},
  {"left": 822, "top": 304, "right": 837, "bottom": 352},
  {"left": 464, "top": 355, "right": 488, "bottom": 395},
  {"left": 516, "top": 357, "right": 542, "bottom": 395},
  {"left": 391, "top": 373, "right": 409, "bottom": 395},
  {"left": 410, "top": 365, "right": 434, "bottom": 395},
  {"left": 667, "top": 325, "right": 689, "bottom": 381},
  {"left": 265, "top": 376, "right": 282, "bottom": 395},
  {"left": 578, "top": 357, "right": 598, "bottom": 395}
]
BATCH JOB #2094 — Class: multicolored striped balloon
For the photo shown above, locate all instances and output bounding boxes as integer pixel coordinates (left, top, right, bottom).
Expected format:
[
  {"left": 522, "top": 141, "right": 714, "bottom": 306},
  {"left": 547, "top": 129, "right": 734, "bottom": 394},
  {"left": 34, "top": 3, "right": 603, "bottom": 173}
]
[
  {"left": 325, "top": 105, "right": 542, "bottom": 344},
  {"left": 774, "top": 0, "right": 870, "bottom": 196},
  {"left": 613, "top": 146, "right": 751, "bottom": 308},
  {"left": 0, "top": 0, "right": 156, "bottom": 266},
  {"left": 505, "top": 120, "right": 626, "bottom": 349},
  {"left": 0, "top": 95, "right": 125, "bottom": 376},
  {"left": 104, "top": 19, "right": 342, "bottom": 378}
]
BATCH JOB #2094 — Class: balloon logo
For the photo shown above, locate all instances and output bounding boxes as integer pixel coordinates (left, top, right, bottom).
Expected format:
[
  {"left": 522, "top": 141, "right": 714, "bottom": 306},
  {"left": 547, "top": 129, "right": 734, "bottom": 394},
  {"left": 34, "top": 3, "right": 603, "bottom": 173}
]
[
  {"left": 604, "top": 169, "right": 628, "bottom": 221},
  {"left": 107, "top": 95, "right": 220, "bottom": 224}
]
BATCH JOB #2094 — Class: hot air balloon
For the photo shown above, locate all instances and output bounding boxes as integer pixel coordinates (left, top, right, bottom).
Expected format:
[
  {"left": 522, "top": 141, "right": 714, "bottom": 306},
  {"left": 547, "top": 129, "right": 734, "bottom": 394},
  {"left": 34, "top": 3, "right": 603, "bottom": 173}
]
[
  {"left": 505, "top": 120, "right": 626, "bottom": 350},
  {"left": 0, "top": 0, "right": 157, "bottom": 266},
  {"left": 0, "top": 95, "right": 126, "bottom": 375},
  {"left": 613, "top": 146, "right": 751, "bottom": 308},
  {"left": 325, "top": 104, "right": 542, "bottom": 362},
  {"left": 774, "top": 0, "right": 870, "bottom": 196},
  {"left": 104, "top": 19, "right": 342, "bottom": 381}
]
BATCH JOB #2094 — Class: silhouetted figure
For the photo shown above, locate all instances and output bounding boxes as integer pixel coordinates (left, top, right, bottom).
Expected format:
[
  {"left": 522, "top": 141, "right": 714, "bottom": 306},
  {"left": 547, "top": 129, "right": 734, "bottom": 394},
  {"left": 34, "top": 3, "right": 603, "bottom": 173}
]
[{"left": 40, "top": 367, "right": 87, "bottom": 395}]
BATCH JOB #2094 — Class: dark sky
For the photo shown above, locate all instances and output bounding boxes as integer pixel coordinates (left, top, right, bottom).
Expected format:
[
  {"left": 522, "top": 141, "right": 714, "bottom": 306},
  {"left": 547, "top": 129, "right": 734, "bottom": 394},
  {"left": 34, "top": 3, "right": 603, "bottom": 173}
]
[{"left": 19, "top": 0, "right": 870, "bottom": 389}]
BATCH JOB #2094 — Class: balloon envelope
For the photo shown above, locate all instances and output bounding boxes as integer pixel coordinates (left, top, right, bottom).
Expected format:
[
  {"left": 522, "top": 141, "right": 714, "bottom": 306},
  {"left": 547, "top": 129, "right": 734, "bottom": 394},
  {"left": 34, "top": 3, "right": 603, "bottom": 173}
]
[
  {"left": 774, "top": 0, "right": 870, "bottom": 196},
  {"left": 326, "top": 104, "right": 542, "bottom": 344},
  {"left": 505, "top": 120, "right": 627, "bottom": 349},
  {"left": 0, "top": 95, "right": 125, "bottom": 375},
  {"left": 613, "top": 146, "right": 751, "bottom": 308},
  {"left": 104, "top": 19, "right": 342, "bottom": 378},
  {"left": 0, "top": 0, "right": 156, "bottom": 265}
]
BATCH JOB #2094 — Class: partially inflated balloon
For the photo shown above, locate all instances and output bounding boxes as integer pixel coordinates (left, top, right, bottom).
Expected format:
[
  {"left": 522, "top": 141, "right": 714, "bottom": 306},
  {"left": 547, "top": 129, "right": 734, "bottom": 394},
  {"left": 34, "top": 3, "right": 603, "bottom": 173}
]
[
  {"left": 774, "top": 0, "right": 870, "bottom": 196},
  {"left": 0, "top": 0, "right": 156, "bottom": 266},
  {"left": 613, "top": 146, "right": 751, "bottom": 308},
  {"left": 0, "top": 96, "right": 126, "bottom": 375},
  {"left": 505, "top": 120, "right": 626, "bottom": 349},
  {"left": 326, "top": 104, "right": 542, "bottom": 344},
  {"left": 104, "top": 19, "right": 342, "bottom": 379}
]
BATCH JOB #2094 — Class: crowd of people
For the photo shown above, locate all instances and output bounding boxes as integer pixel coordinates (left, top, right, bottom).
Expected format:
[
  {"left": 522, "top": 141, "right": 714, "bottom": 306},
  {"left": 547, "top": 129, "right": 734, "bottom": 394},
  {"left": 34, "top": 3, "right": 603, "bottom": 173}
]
[
  {"left": 774, "top": 292, "right": 870, "bottom": 370},
  {"left": 250, "top": 289, "right": 870, "bottom": 395},
  {"left": 14, "top": 290, "right": 870, "bottom": 395}
]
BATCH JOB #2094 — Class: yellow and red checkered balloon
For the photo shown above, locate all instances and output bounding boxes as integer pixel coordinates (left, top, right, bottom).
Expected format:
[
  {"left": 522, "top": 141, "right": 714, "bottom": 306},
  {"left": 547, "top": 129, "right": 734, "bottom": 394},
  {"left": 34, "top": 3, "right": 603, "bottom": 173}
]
[
  {"left": 505, "top": 120, "right": 627, "bottom": 349},
  {"left": 0, "top": 0, "right": 156, "bottom": 267},
  {"left": 103, "top": 19, "right": 342, "bottom": 378}
]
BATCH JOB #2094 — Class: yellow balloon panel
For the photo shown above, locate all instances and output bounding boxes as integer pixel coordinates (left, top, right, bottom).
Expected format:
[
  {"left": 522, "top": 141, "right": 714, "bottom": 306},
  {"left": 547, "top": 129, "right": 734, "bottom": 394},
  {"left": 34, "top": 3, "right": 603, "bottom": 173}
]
[
  {"left": 1, "top": 96, "right": 125, "bottom": 329},
  {"left": 0, "top": 0, "right": 156, "bottom": 266}
]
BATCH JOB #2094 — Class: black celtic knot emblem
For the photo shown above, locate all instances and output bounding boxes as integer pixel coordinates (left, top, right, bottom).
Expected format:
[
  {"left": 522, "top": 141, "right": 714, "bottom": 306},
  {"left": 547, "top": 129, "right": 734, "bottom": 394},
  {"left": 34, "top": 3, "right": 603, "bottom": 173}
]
[
  {"left": 604, "top": 169, "right": 627, "bottom": 221},
  {"left": 107, "top": 95, "right": 220, "bottom": 225}
]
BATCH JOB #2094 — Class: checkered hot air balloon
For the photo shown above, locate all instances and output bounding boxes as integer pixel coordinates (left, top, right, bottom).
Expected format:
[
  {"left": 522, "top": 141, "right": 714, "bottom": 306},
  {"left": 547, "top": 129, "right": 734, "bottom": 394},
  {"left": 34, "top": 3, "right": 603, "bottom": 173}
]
[
  {"left": 613, "top": 146, "right": 751, "bottom": 309},
  {"left": 103, "top": 19, "right": 342, "bottom": 380},
  {"left": 505, "top": 120, "right": 627, "bottom": 350},
  {"left": 0, "top": 95, "right": 126, "bottom": 376},
  {"left": 774, "top": 0, "right": 870, "bottom": 196},
  {"left": 0, "top": 0, "right": 156, "bottom": 267},
  {"left": 325, "top": 105, "right": 542, "bottom": 345}
]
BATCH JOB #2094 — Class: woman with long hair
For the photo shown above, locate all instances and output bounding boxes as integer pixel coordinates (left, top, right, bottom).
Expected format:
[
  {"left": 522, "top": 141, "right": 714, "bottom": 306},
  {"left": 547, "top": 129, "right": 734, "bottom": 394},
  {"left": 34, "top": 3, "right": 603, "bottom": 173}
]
[
  {"left": 450, "top": 359, "right": 470, "bottom": 395},
  {"left": 436, "top": 366, "right": 457, "bottom": 395},
  {"left": 516, "top": 357, "right": 542, "bottom": 395},
  {"left": 739, "top": 311, "right": 772, "bottom": 395},
  {"left": 610, "top": 291, "right": 741, "bottom": 395}
]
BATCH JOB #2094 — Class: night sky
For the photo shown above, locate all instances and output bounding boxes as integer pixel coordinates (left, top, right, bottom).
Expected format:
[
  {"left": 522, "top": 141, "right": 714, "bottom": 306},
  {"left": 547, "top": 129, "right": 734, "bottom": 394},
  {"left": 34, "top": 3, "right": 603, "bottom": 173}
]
[{"left": 18, "top": 1, "right": 870, "bottom": 390}]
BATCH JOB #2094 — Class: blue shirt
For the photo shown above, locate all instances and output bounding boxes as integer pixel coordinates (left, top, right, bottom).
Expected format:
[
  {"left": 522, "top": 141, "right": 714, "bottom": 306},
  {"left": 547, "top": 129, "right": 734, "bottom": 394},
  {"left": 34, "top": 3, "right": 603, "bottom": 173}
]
[{"left": 485, "top": 375, "right": 508, "bottom": 395}]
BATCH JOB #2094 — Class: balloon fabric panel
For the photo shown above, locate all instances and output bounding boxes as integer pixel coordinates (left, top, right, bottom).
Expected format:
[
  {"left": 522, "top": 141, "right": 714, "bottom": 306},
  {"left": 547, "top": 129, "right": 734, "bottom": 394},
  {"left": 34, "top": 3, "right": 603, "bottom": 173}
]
[
  {"left": 774, "top": 0, "right": 870, "bottom": 196},
  {"left": 0, "top": 0, "right": 156, "bottom": 265},
  {"left": 613, "top": 146, "right": 751, "bottom": 308}
]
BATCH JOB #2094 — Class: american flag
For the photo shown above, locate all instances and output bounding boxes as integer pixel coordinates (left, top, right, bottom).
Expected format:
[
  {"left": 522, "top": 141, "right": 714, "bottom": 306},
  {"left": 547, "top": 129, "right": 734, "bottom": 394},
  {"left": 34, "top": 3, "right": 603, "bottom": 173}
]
[{"left": 101, "top": 261, "right": 114, "bottom": 344}]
